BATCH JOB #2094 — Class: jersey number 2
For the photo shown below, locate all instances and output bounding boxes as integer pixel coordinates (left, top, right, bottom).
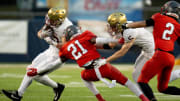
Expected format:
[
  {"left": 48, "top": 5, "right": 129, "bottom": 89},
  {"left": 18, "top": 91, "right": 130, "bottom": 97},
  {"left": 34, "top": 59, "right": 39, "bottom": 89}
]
[
  {"left": 67, "top": 40, "right": 87, "bottom": 60},
  {"left": 162, "top": 23, "right": 174, "bottom": 40}
]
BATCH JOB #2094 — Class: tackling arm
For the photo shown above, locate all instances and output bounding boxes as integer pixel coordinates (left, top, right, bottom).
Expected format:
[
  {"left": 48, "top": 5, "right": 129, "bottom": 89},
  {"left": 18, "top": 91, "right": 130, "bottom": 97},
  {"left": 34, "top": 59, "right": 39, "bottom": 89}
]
[
  {"left": 126, "top": 21, "right": 147, "bottom": 28},
  {"left": 91, "top": 37, "right": 119, "bottom": 44},
  {"left": 126, "top": 18, "right": 154, "bottom": 28}
]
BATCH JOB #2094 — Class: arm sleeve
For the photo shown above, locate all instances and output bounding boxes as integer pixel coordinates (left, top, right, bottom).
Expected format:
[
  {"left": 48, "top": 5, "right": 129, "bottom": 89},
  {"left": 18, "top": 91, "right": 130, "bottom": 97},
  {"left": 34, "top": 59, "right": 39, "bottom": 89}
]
[
  {"left": 85, "top": 31, "right": 97, "bottom": 40},
  {"left": 103, "top": 44, "right": 112, "bottom": 49},
  {"left": 177, "top": 37, "right": 180, "bottom": 46},
  {"left": 44, "top": 37, "right": 58, "bottom": 46},
  {"left": 146, "top": 18, "right": 154, "bottom": 26},
  {"left": 123, "top": 29, "right": 137, "bottom": 43},
  {"left": 96, "top": 37, "right": 118, "bottom": 44}
]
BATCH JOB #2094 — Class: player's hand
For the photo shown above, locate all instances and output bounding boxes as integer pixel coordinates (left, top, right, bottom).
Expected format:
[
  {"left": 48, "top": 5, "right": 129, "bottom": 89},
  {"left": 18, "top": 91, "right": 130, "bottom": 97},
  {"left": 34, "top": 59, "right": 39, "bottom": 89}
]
[
  {"left": 56, "top": 43, "right": 63, "bottom": 49},
  {"left": 41, "top": 29, "right": 53, "bottom": 38},
  {"left": 27, "top": 67, "right": 37, "bottom": 76},
  {"left": 93, "top": 59, "right": 107, "bottom": 68},
  {"left": 118, "top": 37, "right": 125, "bottom": 44}
]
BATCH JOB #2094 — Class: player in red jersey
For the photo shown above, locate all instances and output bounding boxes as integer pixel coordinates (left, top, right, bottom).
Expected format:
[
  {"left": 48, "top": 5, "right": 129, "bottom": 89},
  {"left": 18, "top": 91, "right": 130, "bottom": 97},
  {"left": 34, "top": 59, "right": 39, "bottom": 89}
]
[
  {"left": 124, "top": 1, "right": 180, "bottom": 101},
  {"left": 59, "top": 25, "right": 149, "bottom": 101}
]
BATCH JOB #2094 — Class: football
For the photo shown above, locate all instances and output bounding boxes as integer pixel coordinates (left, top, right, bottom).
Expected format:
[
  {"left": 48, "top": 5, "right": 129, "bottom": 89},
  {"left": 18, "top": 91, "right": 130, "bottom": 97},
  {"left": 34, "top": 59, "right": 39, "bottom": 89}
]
[{"left": 42, "top": 24, "right": 53, "bottom": 32}]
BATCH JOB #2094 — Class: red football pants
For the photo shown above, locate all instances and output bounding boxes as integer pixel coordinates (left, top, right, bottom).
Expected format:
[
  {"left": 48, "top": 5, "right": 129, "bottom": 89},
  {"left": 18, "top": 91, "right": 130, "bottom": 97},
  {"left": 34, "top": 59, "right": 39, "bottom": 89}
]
[
  {"left": 81, "top": 63, "right": 128, "bottom": 85},
  {"left": 138, "top": 51, "right": 175, "bottom": 92}
]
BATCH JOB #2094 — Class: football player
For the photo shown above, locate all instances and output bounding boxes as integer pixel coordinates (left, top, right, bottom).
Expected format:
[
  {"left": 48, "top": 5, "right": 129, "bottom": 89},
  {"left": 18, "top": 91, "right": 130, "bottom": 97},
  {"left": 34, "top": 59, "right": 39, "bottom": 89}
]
[
  {"left": 59, "top": 25, "right": 149, "bottom": 101},
  {"left": 123, "top": 1, "right": 180, "bottom": 101},
  {"left": 2, "top": 7, "right": 72, "bottom": 101},
  {"left": 95, "top": 12, "right": 180, "bottom": 83}
]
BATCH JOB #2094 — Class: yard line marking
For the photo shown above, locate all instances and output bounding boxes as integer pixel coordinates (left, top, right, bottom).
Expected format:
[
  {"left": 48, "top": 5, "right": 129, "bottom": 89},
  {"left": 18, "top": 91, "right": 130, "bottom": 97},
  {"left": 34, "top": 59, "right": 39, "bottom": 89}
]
[{"left": 0, "top": 73, "right": 71, "bottom": 78}]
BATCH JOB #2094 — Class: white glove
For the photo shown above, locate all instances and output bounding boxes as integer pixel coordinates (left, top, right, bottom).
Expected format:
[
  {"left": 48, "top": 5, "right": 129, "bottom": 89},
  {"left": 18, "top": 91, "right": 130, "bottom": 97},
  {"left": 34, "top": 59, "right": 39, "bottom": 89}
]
[
  {"left": 40, "top": 29, "right": 53, "bottom": 38},
  {"left": 100, "top": 79, "right": 116, "bottom": 88},
  {"left": 93, "top": 59, "right": 107, "bottom": 68},
  {"left": 44, "top": 37, "right": 58, "bottom": 46}
]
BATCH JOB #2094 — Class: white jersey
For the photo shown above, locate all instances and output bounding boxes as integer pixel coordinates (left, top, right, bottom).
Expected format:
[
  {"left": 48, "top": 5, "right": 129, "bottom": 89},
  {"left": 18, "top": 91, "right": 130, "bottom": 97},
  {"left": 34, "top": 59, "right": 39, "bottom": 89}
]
[
  {"left": 50, "top": 18, "right": 73, "bottom": 43},
  {"left": 123, "top": 28, "right": 154, "bottom": 54},
  {"left": 30, "top": 17, "right": 73, "bottom": 74},
  {"left": 123, "top": 27, "right": 155, "bottom": 82},
  {"left": 46, "top": 18, "right": 72, "bottom": 56}
]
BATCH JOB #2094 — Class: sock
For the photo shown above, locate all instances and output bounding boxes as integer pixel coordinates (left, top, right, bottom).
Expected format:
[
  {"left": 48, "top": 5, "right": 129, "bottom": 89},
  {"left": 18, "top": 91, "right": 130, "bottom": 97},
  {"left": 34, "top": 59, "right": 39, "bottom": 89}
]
[
  {"left": 18, "top": 74, "right": 33, "bottom": 96},
  {"left": 81, "top": 79, "right": 105, "bottom": 101},
  {"left": 34, "top": 75, "right": 58, "bottom": 88},
  {"left": 139, "top": 94, "right": 150, "bottom": 101},
  {"left": 138, "top": 82, "right": 157, "bottom": 101},
  {"left": 169, "top": 70, "right": 180, "bottom": 83},
  {"left": 162, "top": 86, "right": 180, "bottom": 95},
  {"left": 125, "top": 79, "right": 142, "bottom": 97},
  {"left": 81, "top": 79, "right": 99, "bottom": 95},
  {"left": 96, "top": 94, "right": 105, "bottom": 101}
]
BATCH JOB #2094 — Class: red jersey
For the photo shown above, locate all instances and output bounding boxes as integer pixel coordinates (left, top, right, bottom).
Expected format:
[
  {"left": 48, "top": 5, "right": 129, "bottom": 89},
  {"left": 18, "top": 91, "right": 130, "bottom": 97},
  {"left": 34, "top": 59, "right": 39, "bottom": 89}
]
[
  {"left": 59, "top": 30, "right": 101, "bottom": 67},
  {"left": 151, "top": 13, "right": 180, "bottom": 51}
]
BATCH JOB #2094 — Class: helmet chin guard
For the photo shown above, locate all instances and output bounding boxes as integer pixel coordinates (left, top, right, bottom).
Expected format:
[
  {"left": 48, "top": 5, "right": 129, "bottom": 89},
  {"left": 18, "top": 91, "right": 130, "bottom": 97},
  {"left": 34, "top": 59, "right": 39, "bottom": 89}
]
[{"left": 63, "top": 25, "right": 81, "bottom": 41}]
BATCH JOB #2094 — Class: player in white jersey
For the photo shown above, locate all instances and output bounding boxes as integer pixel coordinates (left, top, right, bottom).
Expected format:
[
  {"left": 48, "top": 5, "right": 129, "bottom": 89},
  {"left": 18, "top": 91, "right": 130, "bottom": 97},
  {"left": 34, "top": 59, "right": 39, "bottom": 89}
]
[
  {"left": 2, "top": 7, "right": 72, "bottom": 101},
  {"left": 84, "top": 13, "right": 180, "bottom": 101},
  {"left": 94, "top": 12, "right": 180, "bottom": 83}
]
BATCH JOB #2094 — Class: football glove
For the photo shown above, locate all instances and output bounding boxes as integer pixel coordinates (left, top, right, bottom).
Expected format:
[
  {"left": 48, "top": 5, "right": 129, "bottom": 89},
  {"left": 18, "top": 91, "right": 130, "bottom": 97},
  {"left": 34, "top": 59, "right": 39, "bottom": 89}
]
[{"left": 93, "top": 59, "right": 107, "bottom": 68}]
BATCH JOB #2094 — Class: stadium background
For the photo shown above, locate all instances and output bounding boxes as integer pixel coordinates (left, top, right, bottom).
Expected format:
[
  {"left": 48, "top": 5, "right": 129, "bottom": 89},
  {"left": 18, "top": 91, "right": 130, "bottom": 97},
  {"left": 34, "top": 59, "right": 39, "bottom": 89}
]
[
  {"left": 0, "top": 0, "right": 179, "bottom": 64},
  {"left": 0, "top": 1, "right": 180, "bottom": 101}
]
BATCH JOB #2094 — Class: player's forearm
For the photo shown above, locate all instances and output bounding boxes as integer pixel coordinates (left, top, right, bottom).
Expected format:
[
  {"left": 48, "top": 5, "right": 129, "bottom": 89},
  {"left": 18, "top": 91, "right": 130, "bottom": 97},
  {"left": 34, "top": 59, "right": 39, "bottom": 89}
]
[
  {"left": 106, "top": 39, "right": 135, "bottom": 63},
  {"left": 95, "top": 37, "right": 118, "bottom": 45},
  {"left": 127, "top": 21, "right": 147, "bottom": 28},
  {"left": 37, "top": 30, "right": 43, "bottom": 39},
  {"left": 106, "top": 45, "right": 129, "bottom": 62}
]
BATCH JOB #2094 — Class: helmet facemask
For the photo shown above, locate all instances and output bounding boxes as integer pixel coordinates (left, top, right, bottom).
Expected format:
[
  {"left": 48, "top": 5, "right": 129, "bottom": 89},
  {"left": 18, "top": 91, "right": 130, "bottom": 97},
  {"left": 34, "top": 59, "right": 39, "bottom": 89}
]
[
  {"left": 63, "top": 25, "right": 81, "bottom": 41},
  {"left": 161, "top": 1, "right": 180, "bottom": 21}
]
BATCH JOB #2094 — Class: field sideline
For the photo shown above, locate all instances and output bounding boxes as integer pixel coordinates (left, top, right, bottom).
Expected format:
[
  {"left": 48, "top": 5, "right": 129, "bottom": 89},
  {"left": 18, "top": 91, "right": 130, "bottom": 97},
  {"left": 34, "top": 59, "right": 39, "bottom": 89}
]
[{"left": 0, "top": 63, "right": 180, "bottom": 101}]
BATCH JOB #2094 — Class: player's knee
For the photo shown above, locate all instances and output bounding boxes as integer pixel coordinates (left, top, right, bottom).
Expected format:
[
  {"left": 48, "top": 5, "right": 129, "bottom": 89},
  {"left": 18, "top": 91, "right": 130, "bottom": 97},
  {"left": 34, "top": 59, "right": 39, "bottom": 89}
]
[
  {"left": 26, "top": 67, "right": 37, "bottom": 77},
  {"left": 132, "top": 72, "right": 138, "bottom": 82},
  {"left": 157, "top": 86, "right": 167, "bottom": 93},
  {"left": 81, "top": 70, "right": 86, "bottom": 80}
]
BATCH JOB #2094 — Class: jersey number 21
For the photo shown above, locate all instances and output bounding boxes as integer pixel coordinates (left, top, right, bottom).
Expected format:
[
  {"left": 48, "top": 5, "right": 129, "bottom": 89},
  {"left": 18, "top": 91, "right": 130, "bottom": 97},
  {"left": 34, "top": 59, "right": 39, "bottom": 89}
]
[{"left": 67, "top": 40, "right": 88, "bottom": 60}]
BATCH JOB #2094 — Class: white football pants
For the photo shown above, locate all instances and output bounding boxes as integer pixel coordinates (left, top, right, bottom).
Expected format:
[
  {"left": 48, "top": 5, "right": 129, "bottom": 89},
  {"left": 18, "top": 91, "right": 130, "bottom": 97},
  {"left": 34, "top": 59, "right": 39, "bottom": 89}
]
[
  {"left": 18, "top": 45, "right": 63, "bottom": 96},
  {"left": 133, "top": 51, "right": 153, "bottom": 82}
]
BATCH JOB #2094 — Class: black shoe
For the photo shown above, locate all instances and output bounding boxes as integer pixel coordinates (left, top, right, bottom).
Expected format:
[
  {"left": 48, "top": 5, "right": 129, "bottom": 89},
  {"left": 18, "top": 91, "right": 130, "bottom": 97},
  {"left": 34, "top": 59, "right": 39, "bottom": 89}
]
[
  {"left": 53, "top": 83, "right": 65, "bottom": 101},
  {"left": 2, "top": 90, "right": 22, "bottom": 101}
]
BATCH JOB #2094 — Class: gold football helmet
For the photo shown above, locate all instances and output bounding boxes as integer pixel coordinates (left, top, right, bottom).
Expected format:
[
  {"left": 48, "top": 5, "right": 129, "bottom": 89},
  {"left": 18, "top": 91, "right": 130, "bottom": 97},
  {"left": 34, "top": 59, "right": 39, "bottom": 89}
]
[
  {"left": 48, "top": 7, "right": 67, "bottom": 26},
  {"left": 107, "top": 12, "right": 127, "bottom": 33}
]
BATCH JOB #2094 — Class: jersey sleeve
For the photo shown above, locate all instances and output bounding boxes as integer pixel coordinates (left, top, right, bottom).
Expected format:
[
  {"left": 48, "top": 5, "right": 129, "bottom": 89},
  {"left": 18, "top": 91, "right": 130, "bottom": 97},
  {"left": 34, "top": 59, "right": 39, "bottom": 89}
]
[
  {"left": 45, "top": 14, "right": 51, "bottom": 26},
  {"left": 82, "top": 30, "right": 97, "bottom": 41},
  {"left": 151, "top": 13, "right": 159, "bottom": 20},
  {"left": 123, "top": 29, "right": 137, "bottom": 43}
]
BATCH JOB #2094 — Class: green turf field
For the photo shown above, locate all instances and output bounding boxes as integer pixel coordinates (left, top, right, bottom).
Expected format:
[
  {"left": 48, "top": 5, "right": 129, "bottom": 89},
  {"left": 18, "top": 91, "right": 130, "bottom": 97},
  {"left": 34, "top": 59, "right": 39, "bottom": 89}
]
[{"left": 0, "top": 63, "right": 180, "bottom": 101}]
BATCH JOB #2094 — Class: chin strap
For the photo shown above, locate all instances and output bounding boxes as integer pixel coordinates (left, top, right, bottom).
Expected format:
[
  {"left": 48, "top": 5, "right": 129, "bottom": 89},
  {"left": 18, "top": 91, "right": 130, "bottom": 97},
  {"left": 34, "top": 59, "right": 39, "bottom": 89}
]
[{"left": 94, "top": 63, "right": 116, "bottom": 88}]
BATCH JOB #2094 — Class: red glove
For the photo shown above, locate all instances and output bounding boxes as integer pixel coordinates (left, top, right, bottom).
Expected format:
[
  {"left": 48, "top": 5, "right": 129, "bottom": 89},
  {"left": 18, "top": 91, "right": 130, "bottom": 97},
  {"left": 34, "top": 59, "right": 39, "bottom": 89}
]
[
  {"left": 27, "top": 67, "right": 37, "bottom": 76},
  {"left": 118, "top": 37, "right": 125, "bottom": 44}
]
